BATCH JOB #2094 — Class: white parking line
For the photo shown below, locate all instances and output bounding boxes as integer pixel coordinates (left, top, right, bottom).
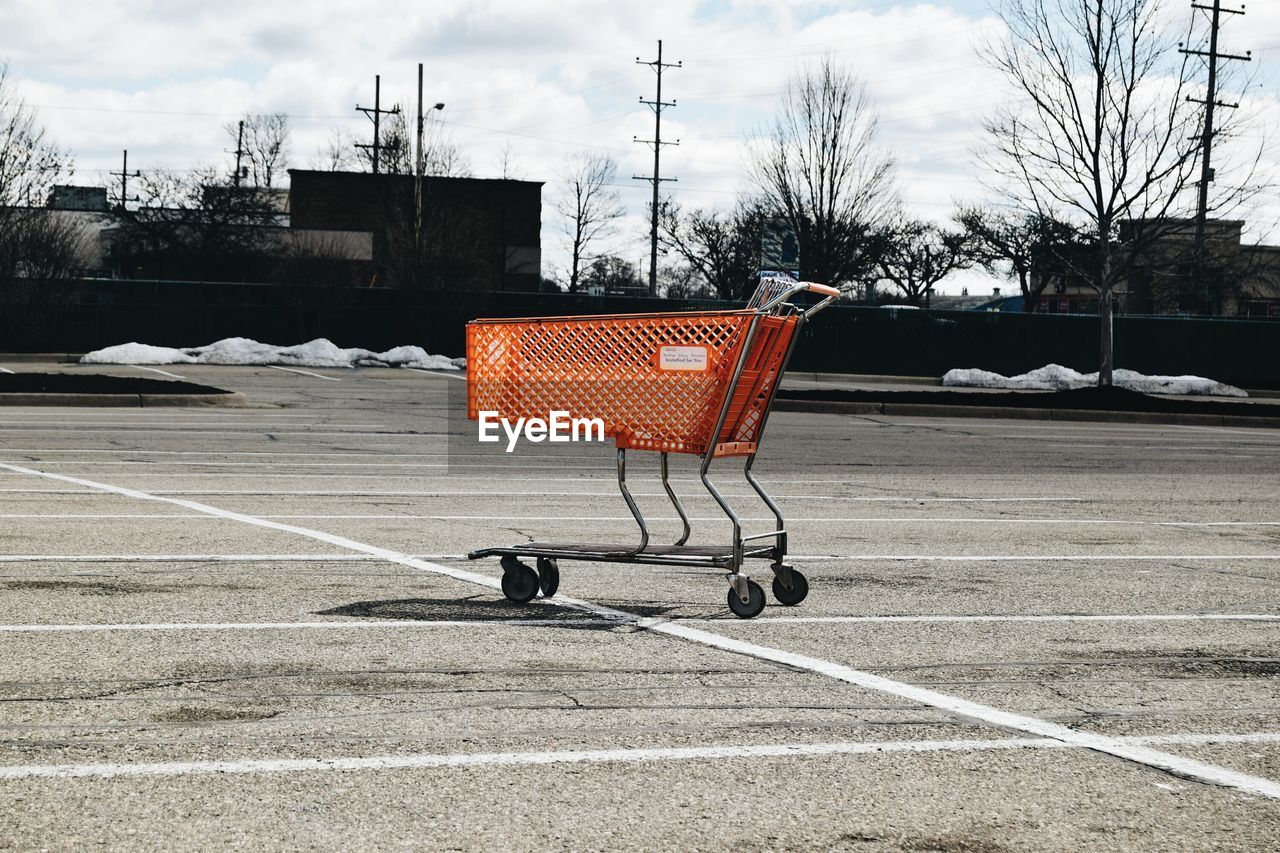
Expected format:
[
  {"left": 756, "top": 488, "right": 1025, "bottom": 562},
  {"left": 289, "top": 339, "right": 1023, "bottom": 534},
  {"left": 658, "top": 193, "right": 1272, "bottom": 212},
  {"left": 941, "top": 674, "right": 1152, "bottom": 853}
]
[
  {"left": 0, "top": 461, "right": 603, "bottom": 469},
  {"left": 0, "top": 488, "right": 1098, "bottom": 503},
  {"left": 0, "top": 425, "right": 385, "bottom": 432},
  {"left": 0, "top": 619, "right": 609, "bottom": 632},
  {"left": 130, "top": 366, "right": 186, "bottom": 380},
  {"left": 1, "top": 613, "right": 1276, "bottom": 632},
  {"left": 0, "top": 554, "right": 394, "bottom": 562},
  {"left": 786, "top": 554, "right": 1280, "bottom": 562},
  {"left": 405, "top": 368, "right": 466, "bottom": 381},
  {"left": 0, "top": 366, "right": 14, "bottom": 374},
  {"left": 266, "top": 365, "right": 342, "bottom": 381},
  {"left": 4, "top": 512, "right": 1280, "bottom": 529},
  {"left": 2, "top": 732, "right": 1277, "bottom": 782},
  {"left": 3, "top": 461, "right": 1278, "bottom": 799},
  {"left": 744, "top": 613, "right": 1280, "bottom": 625},
  {"left": 0, "top": 552, "right": 1279, "bottom": 564}
]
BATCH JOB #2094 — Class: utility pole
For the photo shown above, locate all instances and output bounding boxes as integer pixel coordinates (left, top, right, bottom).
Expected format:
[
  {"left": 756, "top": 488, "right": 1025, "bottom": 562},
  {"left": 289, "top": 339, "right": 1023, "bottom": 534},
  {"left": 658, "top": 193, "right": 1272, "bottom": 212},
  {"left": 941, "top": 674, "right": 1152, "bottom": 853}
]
[
  {"left": 355, "top": 75, "right": 401, "bottom": 174},
  {"left": 415, "top": 64, "right": 424, "bottom": 258},
  {"left": 232, "top": 119, "right": 246, "bottom": 188},
  {"left": 1180, "top": 1, "right": 1249, "bottom": 296},
  {"left": 633, "top": 39, "right": 681, "bottom": 298},
  {"left": 109, "top": 149, "right": 140, "bottom": 211}
]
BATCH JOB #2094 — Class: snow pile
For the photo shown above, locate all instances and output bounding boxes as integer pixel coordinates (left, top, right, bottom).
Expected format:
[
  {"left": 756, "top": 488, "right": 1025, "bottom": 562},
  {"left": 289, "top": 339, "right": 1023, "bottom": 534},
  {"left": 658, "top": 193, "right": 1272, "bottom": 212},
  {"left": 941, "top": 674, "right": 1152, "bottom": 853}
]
[
  {"left": 81, "top": 338, "right": 463, "bottom": 371},
  {"left": 943, "top": 364, "right": 1247, "bottom": 397}
]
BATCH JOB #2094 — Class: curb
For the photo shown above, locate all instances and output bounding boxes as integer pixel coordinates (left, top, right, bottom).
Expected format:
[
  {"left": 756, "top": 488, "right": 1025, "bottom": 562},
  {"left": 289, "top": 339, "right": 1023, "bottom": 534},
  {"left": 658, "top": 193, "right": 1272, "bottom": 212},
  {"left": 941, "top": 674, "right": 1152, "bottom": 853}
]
[
  {"left": 787, "top": 372, "right": 941, "bottom": 387},
  {"left": 0, "top": 392, "right": 247, "bottom": 408},
  {"left": 773, "top": 398, "right": 1280, "bottom": 429},
  {"left": 0, "top": 353, "right": 84, "bottom": 363}
]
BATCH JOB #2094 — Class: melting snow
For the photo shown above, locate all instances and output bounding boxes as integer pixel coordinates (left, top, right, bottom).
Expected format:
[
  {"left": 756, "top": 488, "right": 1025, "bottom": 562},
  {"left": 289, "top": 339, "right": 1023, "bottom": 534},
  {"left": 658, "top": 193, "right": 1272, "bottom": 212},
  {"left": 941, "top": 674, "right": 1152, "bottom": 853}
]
[
  {"left": 81, "top": 338, "right": 464, "bottom": 371},
  {"left": 942, "top": 364, "right": 1247, "bottom": 397}
]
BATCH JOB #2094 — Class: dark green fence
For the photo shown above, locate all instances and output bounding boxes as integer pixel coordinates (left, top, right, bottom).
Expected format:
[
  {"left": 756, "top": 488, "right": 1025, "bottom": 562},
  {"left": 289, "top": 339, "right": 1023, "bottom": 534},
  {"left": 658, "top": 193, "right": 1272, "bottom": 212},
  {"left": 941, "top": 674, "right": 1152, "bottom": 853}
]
[{"left": 3, "top": 279, "right": 1278, "bottom": 387}]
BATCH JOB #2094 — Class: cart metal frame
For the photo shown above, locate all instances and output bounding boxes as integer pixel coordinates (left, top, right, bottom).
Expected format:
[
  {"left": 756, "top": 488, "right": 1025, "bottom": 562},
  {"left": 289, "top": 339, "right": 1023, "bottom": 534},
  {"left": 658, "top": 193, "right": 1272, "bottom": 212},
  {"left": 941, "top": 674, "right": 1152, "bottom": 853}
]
[{"left": 467, "top": 278, "right": 838, "bottom": 617}]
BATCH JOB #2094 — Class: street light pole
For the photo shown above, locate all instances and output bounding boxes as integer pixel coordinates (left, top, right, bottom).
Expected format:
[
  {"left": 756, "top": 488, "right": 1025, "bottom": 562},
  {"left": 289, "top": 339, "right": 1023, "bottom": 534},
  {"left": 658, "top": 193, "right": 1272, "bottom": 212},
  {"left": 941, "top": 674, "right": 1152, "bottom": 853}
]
[{"left": 414, "top": 63, "right": 444, "bottom": 284}]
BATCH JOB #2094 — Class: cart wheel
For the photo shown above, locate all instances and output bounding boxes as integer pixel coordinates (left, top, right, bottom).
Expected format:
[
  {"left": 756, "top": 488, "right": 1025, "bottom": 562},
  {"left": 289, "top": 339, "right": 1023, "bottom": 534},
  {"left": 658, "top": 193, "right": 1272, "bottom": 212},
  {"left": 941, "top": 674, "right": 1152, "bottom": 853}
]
[
  {"left": 536, "top": 557, "right": 560, "bottom": 598},
  {"left": 771, "top": 568, "right": 809, "bottom": 606},
  {"left": 727, "top": 579, "right": 766, "bottom": 619},
  {"left": 500, "top": 556, "right": 539, "bottom": 604}
]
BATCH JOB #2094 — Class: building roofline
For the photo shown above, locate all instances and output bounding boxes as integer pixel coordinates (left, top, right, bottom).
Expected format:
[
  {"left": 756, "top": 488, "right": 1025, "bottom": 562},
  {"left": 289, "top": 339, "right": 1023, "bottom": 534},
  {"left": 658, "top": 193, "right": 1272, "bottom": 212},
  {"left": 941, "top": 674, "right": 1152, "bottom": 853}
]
[{"left": 286, "top": 168, "right": 544, "bottom": 188}]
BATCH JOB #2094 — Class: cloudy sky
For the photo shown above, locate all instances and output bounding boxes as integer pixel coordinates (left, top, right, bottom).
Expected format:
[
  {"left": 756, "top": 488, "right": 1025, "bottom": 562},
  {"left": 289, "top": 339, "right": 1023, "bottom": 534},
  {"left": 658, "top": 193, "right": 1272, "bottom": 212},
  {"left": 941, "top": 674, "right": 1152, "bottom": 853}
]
[{"left": 4, "top": 0, "right": 1279, "bottom": 293}]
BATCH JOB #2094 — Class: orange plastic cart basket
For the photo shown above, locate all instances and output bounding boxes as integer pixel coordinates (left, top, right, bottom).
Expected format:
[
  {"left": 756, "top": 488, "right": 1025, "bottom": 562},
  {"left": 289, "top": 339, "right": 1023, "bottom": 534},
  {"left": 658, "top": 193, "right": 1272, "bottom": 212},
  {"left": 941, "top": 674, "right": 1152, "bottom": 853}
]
[{"left": 467, "top": 309, "right": 799, "bottom": 457}]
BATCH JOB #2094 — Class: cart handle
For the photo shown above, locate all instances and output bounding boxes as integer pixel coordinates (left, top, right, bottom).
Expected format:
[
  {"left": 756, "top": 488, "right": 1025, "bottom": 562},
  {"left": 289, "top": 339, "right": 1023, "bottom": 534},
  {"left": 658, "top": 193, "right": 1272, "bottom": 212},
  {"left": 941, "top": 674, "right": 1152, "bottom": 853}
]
[{"left": 756, "top": 281, "right": 842, "bottom": 318}]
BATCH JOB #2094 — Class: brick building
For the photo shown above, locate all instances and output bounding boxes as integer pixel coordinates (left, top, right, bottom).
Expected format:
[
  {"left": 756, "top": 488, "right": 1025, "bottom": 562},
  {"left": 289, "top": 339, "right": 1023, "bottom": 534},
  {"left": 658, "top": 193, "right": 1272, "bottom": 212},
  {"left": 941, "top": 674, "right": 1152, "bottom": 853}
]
[{"left": 287, "top": 170, "right": 542, "bottom": 291}]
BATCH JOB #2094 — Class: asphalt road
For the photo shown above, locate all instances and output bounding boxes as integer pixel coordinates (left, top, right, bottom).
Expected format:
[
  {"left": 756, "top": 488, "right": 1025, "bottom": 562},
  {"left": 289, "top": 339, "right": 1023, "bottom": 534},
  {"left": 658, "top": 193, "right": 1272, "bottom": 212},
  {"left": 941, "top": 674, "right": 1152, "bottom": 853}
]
[{"left": 0, "top": 361, "right": 1277, "bottom": 851}]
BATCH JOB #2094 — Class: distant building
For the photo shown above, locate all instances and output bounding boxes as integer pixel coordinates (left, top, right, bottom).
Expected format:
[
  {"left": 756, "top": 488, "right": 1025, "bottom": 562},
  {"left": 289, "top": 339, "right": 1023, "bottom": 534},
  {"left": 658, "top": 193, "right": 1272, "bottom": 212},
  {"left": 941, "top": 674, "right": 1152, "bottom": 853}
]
[
  {"left": 25, "top": 173, "right": 542, "bottom": 289},
  {"left": 36, "top": 183, "right": 370, "bottom": 282},
  {"left": 1034, "top": 219, "right": 1280, "bottom": 317},
  {"left": 40, "top": 186, "right": 117, "bottom": 277},
  {"left": 930, "top": 290, "right": 1024, "bottom": 312},
  {"left": 47, "top": 185, "right": 109, "bottom": 212},
  {"left": 288, "top": 170, "right": 542, "bottom": 291}
]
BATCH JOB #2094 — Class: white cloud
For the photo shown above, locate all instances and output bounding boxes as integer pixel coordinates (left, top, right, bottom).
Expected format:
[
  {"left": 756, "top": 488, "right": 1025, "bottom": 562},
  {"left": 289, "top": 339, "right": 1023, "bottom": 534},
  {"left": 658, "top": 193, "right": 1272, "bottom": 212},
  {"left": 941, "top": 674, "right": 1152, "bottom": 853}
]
[{"left": 2, "top": 0, "right": 1276, "bottom": 293}]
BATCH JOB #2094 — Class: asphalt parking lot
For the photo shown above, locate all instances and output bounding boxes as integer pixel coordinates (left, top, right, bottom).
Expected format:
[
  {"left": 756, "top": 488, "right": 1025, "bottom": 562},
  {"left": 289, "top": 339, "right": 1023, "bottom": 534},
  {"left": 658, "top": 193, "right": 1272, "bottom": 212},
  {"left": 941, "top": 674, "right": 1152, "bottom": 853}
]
[{"left": 1, "top": 362, "right": 1278, "bottom": 850}]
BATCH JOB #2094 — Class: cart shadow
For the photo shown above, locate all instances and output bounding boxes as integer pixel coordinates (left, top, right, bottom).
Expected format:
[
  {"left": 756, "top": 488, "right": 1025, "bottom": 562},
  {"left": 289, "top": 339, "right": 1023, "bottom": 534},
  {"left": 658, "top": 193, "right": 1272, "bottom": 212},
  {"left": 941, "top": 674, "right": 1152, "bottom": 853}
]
[{"left": 316, "top": 596, "right": 676, "bottom": 631}]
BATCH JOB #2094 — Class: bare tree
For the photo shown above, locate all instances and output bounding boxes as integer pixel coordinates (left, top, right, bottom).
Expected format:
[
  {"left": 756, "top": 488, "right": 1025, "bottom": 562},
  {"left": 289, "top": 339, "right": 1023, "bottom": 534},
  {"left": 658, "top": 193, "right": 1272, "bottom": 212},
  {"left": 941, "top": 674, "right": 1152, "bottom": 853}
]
[
  {"left": 497, "top": 142, "right": 523, "bottom": 180},
  {"left": 747, "top": 57, "right": 897, "bottom": 290},
  {"left": 357, "top": 108, "right": 472, "bottom": 177},
  {"left": 552, "top": 152, "right": 625, "bottom": 293},
  {"left": 0, "top": 65, "right": 72, "bottom": 212},
  {"left": 0, "top": 209, "right": 91, "bottom": 346},
  {"left": 312, "top": 128, "right": 358, "bottom": 171},
  {"left": 659, "top": 199, "right": 764, "bottom": 300},
  {"left": 956, "top": 207, "right": 1080, "bottom": 312},
  {"left": 0, "top": 66, "right": 79, "bottom": 346},
  {"left": 420, "top": 117, "right": 472, "bottom": 178},
  {"left": 111, "top": 164, "right": 279, "bottom": 279},
  {"left": 580, "top": 255, "right": 644, "bottom": 295},
  {"left": 311, "top": 115, "right": 471, "bottom": 177},
  {"left": 877, "top": 219, "right": 973, "bottom": 305},
  {"left": 981, "top": 0, "right": 1264, "bottom": 384},
  {"left": 225, "top": 114, "right": 290, "bottom": 188}
]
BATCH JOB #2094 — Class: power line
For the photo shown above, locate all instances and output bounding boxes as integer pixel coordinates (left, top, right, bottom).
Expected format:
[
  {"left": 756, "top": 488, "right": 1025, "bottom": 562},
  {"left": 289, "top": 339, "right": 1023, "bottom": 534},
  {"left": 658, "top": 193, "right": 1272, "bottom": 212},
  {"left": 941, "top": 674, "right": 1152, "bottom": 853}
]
[{"left": 632, "top": 39, "right": 681, "bottom": 297}]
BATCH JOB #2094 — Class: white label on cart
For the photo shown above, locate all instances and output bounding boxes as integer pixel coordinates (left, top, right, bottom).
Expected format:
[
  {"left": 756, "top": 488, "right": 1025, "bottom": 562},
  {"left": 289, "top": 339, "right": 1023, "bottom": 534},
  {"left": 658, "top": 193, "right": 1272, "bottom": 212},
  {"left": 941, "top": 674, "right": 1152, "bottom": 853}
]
[{"left": 658, "top": 345, "right": 710, "bottom": 372}]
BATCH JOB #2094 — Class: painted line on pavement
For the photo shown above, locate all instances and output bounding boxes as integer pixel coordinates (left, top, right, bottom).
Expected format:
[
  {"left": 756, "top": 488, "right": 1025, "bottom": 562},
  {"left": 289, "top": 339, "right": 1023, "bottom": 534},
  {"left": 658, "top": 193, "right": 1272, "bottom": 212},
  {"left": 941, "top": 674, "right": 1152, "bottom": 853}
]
[
  {"left": 2, "top": 613, "right": 1277, "bottom": 633},
  {"left": 404, "top": 368, "right": 466, "bottom": 381},
  {"left": 0, "top": 366, "right": 14, "bottom": 374},
  {"left": 0, "top": 461, "right": 602, "bottom": 470},
  {"left": 3, "top": 461, "right": 1278, "bottom": 800},
  {"left": 0, "top": 553, "right": 1278, "bottom": 565},
  {"left": 130, "top": 365, "right": 186, "bottom": 380},
  {"left": 0, "top": 425, "right": 388, "bottom": 433},
  {"left": 0, "top": 488, "right": 1098, "bottom": 503},
  {"left": 785, "top": 554, "right": 1280, "bottom": 562},
  {"left": 265, "top": 365, "right": 342, "bottom": 381},
  {"left": 0, "top": 619, "right": 611, "bottom": 633},
  {"left": 1, "top": 512, "right": 1277, "bottom": 528},
  {"left": 2, "top": 732, "right": 1278, "bottom": 782}
]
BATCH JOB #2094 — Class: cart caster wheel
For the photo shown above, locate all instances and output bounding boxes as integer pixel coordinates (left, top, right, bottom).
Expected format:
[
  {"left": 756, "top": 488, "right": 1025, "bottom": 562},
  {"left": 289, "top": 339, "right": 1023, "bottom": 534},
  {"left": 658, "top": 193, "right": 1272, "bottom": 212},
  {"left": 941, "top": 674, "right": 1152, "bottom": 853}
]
[
  {"left": 536, "top": 557, "right": 560, "bottom": 598},
  {"left": 772, "top": 568, "right": 809, "bottom": 606},
  {"left": 500, "top": 556, "right": 538, "bottom": 604},
  {"left": 727, "top": 579, "right": 766, "bottom": 619}
]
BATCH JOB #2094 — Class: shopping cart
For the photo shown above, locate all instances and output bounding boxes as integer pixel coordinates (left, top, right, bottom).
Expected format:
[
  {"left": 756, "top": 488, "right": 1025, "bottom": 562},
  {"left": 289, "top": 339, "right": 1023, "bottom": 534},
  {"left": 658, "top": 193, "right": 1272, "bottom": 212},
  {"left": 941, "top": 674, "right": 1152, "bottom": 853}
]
[{"left": 466, "top": 278, "right": 839, "bottom": 618}]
